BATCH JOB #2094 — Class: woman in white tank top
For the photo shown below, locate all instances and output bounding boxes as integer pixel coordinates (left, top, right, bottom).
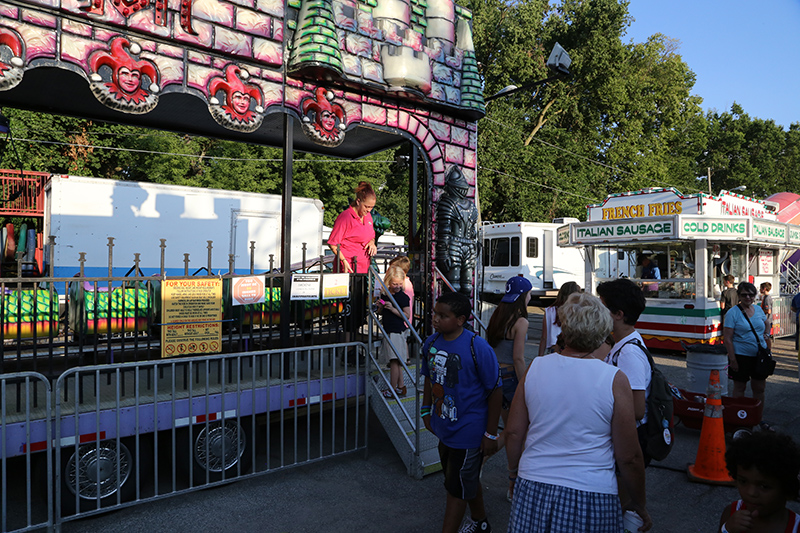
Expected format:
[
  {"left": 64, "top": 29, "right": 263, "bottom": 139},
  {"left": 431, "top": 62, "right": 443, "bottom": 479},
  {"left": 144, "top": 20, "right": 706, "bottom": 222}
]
[{"left": 506, "top": 292, "right": 652, "bottom": 533}]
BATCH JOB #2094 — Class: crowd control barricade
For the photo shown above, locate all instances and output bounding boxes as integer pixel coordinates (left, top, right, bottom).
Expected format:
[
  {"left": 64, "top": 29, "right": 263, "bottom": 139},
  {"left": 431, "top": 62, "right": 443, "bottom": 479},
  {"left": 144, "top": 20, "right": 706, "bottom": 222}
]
[
  {"left": 52, "top": 344, "right": 367, "bottom": 525},
  {"left": 1, "top": 372, "right": 52, "bottom": 533}
]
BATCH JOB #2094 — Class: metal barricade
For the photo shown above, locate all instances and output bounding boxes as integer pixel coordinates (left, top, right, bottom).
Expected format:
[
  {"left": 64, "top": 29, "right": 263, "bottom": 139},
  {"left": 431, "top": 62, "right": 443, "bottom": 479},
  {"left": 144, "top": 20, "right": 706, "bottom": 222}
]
[
  {"left": 52, "top": 344, "right": 367, "bottom": 525},
  {"left": 1, "top": 372, "right": 52, "bottom": 533},
  {"left": 774, "top": 295, "right": 796, "bottom": 338}
]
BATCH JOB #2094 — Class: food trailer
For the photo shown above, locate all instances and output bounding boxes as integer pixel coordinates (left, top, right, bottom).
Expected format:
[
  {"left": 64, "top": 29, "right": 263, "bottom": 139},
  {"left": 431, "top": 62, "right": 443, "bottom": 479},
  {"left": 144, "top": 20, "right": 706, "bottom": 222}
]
[{"left": 559, "top": 187, "right": 800, "bottom": 350}]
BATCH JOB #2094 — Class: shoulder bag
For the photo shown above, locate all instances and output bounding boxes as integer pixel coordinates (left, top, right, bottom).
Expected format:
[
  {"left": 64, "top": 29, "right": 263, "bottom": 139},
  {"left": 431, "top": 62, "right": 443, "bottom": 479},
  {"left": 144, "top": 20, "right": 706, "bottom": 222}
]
[{"left": 737, "top": 304, "right": 776, "bottom": 377}]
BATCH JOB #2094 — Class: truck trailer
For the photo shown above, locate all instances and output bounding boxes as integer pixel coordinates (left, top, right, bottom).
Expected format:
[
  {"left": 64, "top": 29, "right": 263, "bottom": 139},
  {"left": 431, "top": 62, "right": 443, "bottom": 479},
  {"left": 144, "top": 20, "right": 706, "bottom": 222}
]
[{"left": 43, "top": 175, "right": 325, "bottom": 277}]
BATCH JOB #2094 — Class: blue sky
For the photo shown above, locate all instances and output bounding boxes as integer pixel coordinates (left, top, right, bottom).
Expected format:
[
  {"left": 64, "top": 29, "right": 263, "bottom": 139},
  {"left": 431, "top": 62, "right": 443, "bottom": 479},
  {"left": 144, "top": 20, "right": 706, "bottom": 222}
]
[{"left": 624, "top": 0, "right": 800, "bottom": 129}]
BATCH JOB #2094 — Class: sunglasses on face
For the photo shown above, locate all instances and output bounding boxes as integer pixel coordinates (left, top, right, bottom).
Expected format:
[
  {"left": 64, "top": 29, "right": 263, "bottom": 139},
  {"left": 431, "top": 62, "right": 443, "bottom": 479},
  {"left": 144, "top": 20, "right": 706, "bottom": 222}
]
[{"left": 739, "top": 293, "right": 756, "bottom": 298}]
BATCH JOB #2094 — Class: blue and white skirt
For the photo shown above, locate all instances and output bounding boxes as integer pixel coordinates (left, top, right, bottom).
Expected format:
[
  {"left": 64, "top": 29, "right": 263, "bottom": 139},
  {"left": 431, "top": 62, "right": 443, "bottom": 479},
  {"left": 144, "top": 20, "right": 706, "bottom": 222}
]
[{"left": 508, "top": 478, "right": 623, "bottom": 533}]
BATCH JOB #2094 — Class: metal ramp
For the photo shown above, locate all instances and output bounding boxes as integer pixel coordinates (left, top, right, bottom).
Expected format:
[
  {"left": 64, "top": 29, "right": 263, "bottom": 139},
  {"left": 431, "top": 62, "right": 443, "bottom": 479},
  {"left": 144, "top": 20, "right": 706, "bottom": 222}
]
[
  {"left": 366, "top": 267, "right": 441, "bottom": 479},
  {"left": 368, "top": 361, "right": 441, "bottom": 478},
  {"left": 365, "top": 266, "right": 490, "bottom": 479}
]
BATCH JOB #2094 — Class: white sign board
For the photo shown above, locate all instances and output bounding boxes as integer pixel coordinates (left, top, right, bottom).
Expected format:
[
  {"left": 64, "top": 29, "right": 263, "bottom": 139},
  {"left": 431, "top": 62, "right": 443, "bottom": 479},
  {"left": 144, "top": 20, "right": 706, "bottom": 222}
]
[
  {"left": 291, "top": 274, "right": 321, "bottom": 300},
  {"left": 231, "top": 276, "right": 266, "bottom": 306},
  {"left": 759, "top": 249, "right": 774, "bottom": 275},
  {"left": 678, "top": 217, "right": 748, "bottom": 239},
  {"left": 587, "top": 190, "right": 700, "bottom": 221},
  {"left": 752, "top": 220, "right": 787, "bottom": 243}
]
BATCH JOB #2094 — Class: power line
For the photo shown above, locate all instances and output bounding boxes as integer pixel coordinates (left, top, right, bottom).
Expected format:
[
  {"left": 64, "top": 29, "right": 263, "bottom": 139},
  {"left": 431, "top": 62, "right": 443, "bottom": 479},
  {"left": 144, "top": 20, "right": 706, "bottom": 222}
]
[
  {"left": 479, "top": 165, "right": 598, "bottom": 202},
  {"left": 482, "top": 116, "right": 706, "bottom": 194},
  {"left": 3, "top": 137, "right": 394, "bottom": 163}
]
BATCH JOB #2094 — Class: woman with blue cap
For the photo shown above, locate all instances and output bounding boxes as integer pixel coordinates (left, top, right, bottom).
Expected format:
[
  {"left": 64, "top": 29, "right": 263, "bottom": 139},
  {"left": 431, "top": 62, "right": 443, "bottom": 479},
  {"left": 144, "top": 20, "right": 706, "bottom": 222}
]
[{"left": 485, "top": 275, "right": 533, "bottom": 500}]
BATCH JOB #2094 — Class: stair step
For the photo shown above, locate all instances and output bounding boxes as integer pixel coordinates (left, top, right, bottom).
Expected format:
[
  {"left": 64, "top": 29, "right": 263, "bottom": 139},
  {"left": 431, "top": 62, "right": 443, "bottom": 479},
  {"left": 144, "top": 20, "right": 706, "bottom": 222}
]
[
  {"left": 369, "top": 346, "right": 440, "bottom": 477},
  {"left": 419, "top": 447, "right": 442, "bottom": 475}
]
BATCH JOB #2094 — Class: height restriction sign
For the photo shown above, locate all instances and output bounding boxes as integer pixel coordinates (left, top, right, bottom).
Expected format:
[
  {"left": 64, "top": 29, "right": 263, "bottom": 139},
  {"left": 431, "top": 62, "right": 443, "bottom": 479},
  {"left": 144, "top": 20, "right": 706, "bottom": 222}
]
[{"left": 161, "top": 279, "right": 223, "bottom": 358}]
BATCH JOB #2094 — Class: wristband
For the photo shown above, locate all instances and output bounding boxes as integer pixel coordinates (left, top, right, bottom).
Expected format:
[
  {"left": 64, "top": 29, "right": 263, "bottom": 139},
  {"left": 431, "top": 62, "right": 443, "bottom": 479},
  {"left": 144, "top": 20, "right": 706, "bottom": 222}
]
[
  {"left": 721, "top": 523, "right": 730, "bottom": 533},
  {"left": 484, "top": 432, "right": 499, "bottom": 441},
  {"left": 420, "top": 405, "right": 432, "bottom": 417}
]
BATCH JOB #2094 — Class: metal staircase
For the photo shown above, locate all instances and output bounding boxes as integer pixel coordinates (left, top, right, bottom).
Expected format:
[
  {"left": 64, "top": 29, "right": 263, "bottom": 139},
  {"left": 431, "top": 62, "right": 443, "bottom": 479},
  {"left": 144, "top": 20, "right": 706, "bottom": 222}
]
[
  {"left": 366, "top": 267, "right": 441, "bottom": 479},
  {"left": 368, "top": 360, "right": 441, "bottom": 478},
  {"left": 365, "top": 266, "right": 489, "bottom": 479},
  {"left": 782, "top": 261, "right": 800, "bottom": 295}
]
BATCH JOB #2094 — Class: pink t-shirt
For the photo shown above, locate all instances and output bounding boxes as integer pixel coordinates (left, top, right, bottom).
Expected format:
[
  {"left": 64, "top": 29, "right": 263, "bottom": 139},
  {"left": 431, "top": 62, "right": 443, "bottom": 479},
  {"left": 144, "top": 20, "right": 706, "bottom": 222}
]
[
  {"left": 328, "top": 207, "right": 374, "bottom": 273},
  {"left": 403, "top": 277, "right": 414, "bottom": 304}
]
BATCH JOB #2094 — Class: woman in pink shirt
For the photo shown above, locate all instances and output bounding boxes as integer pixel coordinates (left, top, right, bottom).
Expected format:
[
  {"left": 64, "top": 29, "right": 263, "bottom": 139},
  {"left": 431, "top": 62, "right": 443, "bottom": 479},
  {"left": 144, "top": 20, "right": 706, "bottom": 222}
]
[{"left": 328, "top": 181, "right": 378, "bottom": 274}]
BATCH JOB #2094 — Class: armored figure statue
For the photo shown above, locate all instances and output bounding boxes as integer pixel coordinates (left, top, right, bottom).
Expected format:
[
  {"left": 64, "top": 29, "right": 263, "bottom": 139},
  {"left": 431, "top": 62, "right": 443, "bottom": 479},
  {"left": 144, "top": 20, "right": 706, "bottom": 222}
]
[{"left": 436, "top": 166, "right": 478, "bottom": 295}]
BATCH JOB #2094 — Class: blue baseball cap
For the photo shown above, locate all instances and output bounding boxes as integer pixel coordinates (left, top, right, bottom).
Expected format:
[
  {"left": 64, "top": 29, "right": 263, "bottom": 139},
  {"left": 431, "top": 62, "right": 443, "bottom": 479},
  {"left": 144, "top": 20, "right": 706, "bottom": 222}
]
[{"left": 501, "top": 276, "right": 533, "bottom": 303}]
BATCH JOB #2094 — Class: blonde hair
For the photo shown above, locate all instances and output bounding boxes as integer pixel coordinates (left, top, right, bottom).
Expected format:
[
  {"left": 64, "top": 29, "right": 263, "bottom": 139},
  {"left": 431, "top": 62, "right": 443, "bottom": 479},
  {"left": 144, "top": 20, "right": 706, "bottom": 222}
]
[
  {"left": 389, "top": 255, "right": 411, "bottom": 274},
  {"left": 558, "top": 293, "right": 613, "bottom": 353},
  {"left": 382, "top": 266, "right": 406, "bottom": 294}
]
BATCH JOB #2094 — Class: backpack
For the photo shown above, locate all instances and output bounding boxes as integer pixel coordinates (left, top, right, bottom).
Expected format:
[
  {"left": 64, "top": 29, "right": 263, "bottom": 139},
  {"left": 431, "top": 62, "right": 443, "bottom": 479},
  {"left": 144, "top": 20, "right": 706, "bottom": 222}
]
[{"left": 612, "top": 338, "right": 674, "bottom": 461}]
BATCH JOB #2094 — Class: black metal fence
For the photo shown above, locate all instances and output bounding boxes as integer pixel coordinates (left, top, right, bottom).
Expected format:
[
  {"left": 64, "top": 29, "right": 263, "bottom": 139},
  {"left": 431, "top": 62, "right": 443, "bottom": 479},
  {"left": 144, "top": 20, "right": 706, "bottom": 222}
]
[{"left": 0, "top": 243, "right": 416, "bottom": 377}]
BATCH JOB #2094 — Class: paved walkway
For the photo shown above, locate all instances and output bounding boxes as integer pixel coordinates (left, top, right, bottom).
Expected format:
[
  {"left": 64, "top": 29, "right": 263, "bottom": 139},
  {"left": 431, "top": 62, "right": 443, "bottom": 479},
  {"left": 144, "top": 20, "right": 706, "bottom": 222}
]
[{"left": 61, "top": 311, "right": 800, "bottom": 533}]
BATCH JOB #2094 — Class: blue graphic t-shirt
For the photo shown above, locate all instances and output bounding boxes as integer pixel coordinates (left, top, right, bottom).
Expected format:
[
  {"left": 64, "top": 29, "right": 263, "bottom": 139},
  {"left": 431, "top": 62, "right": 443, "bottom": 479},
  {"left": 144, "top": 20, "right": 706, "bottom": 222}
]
[{"left": 421, "top": 330, "right": 500, "bottom": 449}]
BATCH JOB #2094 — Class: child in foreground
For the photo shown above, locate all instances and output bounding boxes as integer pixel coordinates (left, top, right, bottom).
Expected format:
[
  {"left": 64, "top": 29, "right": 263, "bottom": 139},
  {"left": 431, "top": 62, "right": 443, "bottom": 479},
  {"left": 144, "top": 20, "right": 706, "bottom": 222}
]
[
  {"left": 421, "top": 291, "right": 502, "bottom": 533},
  {"left": 718, "top": 431, "right": 800, "bottom": 533}
]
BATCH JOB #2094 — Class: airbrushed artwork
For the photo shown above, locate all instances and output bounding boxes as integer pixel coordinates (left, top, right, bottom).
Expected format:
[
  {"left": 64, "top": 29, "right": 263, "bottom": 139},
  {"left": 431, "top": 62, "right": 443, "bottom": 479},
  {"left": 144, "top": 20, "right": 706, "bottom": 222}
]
[{"left": 0, "top": 0, "right": 484, "bottom": 294}]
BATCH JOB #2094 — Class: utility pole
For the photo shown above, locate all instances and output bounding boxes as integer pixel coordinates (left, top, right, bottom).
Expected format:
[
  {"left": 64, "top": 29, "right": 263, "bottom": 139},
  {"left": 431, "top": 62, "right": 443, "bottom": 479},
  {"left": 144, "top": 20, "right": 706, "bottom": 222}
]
[{"left": 707, "top": 167, "right": 712, "bottom": 194}]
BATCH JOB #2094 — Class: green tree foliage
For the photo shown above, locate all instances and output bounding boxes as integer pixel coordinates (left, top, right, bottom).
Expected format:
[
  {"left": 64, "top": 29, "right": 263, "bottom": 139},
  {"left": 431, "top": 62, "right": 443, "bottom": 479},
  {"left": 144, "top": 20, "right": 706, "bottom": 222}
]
[
  {"left": 470, "top": 0, "right": 709, "bottom": 222},
  {"left": 701, "top": 103, "right": 792, "bottom": 197}
]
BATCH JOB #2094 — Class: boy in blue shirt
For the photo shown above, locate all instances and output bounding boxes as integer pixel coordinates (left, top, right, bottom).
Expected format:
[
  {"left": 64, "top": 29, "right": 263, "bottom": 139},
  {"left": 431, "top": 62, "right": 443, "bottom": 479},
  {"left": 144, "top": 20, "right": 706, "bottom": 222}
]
[{"left": 421, "top": 292, "right": 502, "bottom": 533}]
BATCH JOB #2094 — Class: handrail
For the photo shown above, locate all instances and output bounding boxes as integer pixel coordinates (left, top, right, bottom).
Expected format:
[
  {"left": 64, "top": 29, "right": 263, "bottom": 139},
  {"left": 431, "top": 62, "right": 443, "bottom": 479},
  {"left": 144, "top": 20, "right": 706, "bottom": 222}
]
[
  {"left": 433, "top": 265, "right": 487, "bottom": 334},
  {"left": 367, "top": 316, "right": 416, "bottom": 429},
  {"left": 370, "top": 266, "right": 422, "bottom": 345},
  {"left": 369, "top": 266, "right": 425, "bottom": 460}
]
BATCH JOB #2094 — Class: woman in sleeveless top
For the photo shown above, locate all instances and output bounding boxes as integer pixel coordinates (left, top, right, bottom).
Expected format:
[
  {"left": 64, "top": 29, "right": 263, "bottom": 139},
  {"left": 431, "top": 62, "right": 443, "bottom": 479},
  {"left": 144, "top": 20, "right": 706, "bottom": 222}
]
[
  {"left": 537, "top": 281, "right": 580, "bottom": 356},
  {"left": 486, "top": 276, "right": 532, "bottom": 500},
  {"left": 505, "top": 293, "right": 652, "bottom": 532}
]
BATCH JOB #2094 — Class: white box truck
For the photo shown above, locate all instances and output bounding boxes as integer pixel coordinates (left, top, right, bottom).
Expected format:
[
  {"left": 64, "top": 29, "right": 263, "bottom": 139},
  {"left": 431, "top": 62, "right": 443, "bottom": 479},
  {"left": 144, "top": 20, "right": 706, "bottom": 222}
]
[
  {"left": 478, "top": 219, "right": 586, "bottom": 300},
  {"left": 44, "top": 175, "right": 325, "bottom": 277}
]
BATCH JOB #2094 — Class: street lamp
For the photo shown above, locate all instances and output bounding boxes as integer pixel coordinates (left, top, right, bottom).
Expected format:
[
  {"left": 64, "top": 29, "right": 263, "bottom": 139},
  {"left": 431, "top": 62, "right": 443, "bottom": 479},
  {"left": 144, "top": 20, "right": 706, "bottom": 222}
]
[{"left": 485, "top": 42, "right": 572, "bottom": 102}]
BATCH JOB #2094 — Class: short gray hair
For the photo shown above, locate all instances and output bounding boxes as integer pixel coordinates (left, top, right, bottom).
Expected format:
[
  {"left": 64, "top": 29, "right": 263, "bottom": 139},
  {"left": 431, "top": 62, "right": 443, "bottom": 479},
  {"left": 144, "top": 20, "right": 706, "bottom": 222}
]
[{"left": 558, "top": 292, "right": 613, "bottom": 352}]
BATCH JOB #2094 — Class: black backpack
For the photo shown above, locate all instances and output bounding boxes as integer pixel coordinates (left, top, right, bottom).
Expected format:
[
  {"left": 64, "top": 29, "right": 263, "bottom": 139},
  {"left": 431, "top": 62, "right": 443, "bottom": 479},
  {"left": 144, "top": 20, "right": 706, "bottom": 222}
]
[{"left": 612, "top": 338, "right": 674, "bottom": 461}]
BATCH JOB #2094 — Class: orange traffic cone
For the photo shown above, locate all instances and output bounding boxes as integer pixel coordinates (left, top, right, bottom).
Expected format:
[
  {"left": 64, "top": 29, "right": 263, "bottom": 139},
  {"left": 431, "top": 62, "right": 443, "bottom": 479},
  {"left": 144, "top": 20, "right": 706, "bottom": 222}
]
[{"left": 687, "top": 369, "right": 734, "bottom": 485}]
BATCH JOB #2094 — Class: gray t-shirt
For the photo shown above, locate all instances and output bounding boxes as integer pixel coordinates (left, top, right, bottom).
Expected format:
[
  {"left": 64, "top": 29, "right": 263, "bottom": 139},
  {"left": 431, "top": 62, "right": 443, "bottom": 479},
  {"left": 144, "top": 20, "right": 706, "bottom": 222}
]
[
  {"left": 762, "top": 294, "right": 773, "bottom": 328},
  {"left": 493, "top": 338, "right": 515, "bottom": 366}
]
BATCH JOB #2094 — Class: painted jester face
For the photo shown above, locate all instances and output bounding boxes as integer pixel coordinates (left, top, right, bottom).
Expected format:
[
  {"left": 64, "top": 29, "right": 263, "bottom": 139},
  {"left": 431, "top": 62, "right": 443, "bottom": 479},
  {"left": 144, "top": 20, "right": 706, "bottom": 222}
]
[
  {"left": 320, "top": 110, "right": 336, "bottom": 132},
  {"left": 231, "top": 92, "right": 251, "bottom": 114},
  {"left": 118, "top": 67, "right": 141, "bottom": 94}
]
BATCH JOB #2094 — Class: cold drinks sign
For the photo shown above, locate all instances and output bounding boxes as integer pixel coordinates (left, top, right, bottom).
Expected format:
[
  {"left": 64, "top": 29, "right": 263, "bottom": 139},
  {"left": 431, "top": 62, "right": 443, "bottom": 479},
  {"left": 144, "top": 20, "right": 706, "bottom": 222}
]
[{"left": 679, "top": 217, "right": 747, "bottom": 238}]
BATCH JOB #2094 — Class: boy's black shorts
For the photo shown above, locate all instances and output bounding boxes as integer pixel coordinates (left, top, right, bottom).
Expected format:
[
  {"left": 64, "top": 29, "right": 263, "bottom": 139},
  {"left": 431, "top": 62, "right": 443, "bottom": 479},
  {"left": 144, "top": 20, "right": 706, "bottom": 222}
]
[{"left": 438, "top": 442, "right": 483, "bottom": 500}]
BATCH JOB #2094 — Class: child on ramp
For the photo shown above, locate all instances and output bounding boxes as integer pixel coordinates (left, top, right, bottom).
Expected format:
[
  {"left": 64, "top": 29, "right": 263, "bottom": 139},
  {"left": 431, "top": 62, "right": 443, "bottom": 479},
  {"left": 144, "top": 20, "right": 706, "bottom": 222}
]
[{"left": 377, "top": 266, "right": 412, "bottom": 398}]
